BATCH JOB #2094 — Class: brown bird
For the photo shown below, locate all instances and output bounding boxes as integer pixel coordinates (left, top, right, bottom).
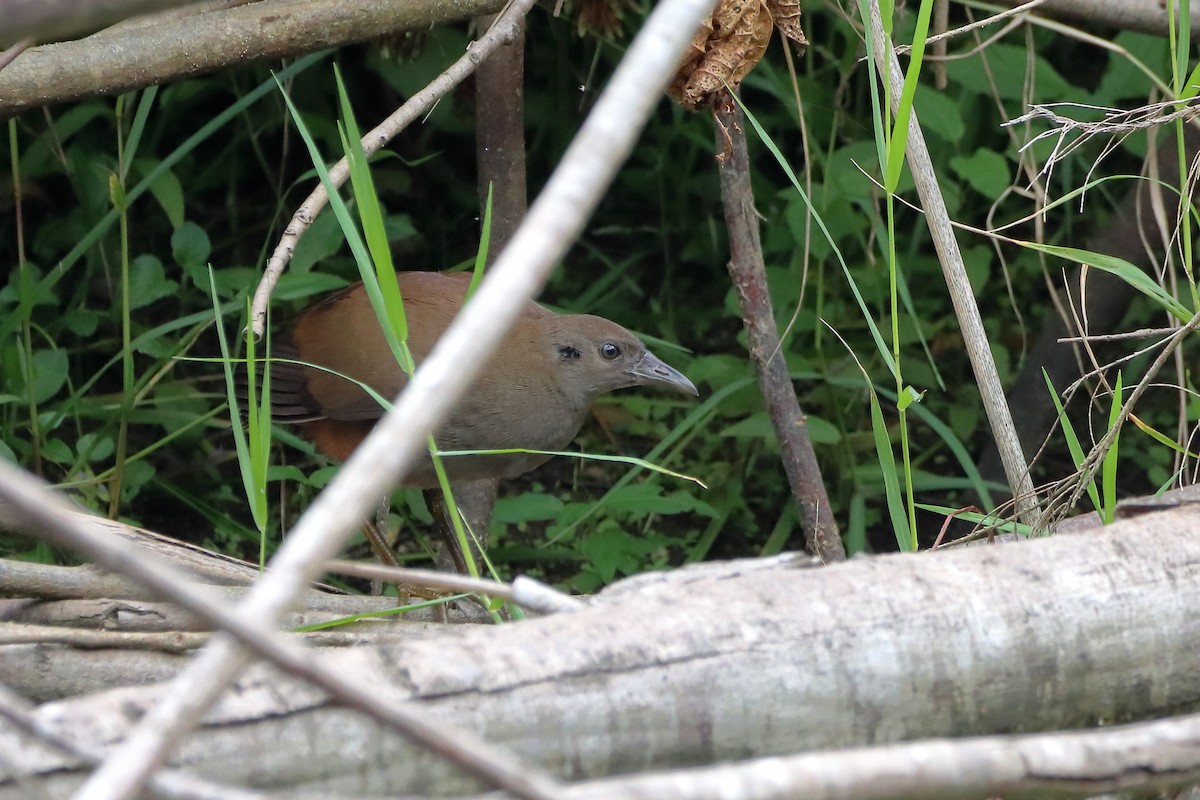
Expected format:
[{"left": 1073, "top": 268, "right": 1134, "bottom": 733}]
[{"left": 270, "top": 271, "right": 698, "bottom": 487}]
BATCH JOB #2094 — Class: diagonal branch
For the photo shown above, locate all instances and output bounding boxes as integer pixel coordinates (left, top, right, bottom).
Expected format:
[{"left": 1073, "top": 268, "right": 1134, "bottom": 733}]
[
  {"left": 1, "top": 0, "right": 203, "bottom": 46},
  {"left": 990, "top": 0, "right": 1200, "bottom": 40},
  {"left": 713, "top": 98, "right": 844, "bottom": 562},
  {"left": 73, "top": 0, "right": 720, "bottom": 796}
]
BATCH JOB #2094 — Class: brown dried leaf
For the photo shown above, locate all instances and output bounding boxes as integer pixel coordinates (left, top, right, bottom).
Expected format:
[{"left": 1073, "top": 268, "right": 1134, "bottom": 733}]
[
  {"left": 667, "top": 0, "right": 772, "bottom": 110},
  {"left": 575, "top": 0, "right": 637, "bottom": 39},
  {"left": 765, "top": 0, "right": 807, "bottom": 48},
  {"left": 666, "top": 16, "right": 715, "bottom": 108},
  {"left": 713, "top": 0, "right": 758, "bottom": 35}
]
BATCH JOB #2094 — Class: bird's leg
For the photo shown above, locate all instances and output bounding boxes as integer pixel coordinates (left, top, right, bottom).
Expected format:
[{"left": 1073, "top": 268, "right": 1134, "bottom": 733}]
[
  {"left": 425, "top": 480, "right": 498, "bottom": 576},
  {"left": 424, "top": 485, "right": 502, "bottom": 622},
  {"left": 425, "top": 488, "right": 470, "bottom": 574},
  {"left": 360, "top": 497, "right": 411, "bottom": 602}
]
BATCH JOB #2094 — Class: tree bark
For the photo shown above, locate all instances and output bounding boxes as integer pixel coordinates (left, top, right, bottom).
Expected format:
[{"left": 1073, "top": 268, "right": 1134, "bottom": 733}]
[
  {"left": 714, "top": 99, "right": 844, "bottom": 562},
  {"left": 0, "top": 0, "right": 507, "bottom": 117},
  {"left": 4, "top": 507, "right": 1199, "bottom": 796},
  {"left": 996, "top": 0, "right": 1200, "bottom": 40}
]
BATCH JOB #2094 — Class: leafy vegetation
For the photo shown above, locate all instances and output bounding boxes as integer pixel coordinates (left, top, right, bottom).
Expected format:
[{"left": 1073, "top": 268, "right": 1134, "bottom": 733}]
[{"left": 2, "top": 2, "right": 1196, "bottom": 590}]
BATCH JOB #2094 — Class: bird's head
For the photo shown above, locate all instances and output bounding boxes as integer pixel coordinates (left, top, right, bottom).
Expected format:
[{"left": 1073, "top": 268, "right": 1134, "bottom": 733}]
[{"left": 544, "top": 315, "right": 698, "bottom": 408}]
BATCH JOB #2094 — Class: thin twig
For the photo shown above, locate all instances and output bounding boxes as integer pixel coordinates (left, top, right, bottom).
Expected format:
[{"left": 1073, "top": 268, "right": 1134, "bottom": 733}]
[
  {"left": 713, "top": 97, "right": 843, "bottom": 563},
  {"left": 0, "top": 623, "right": 210, "bottom": 652},
  {"left": 1058, "top": 326, "right": 1179, "bottom": 343},
  {"left": 324, "top": 560, "right": 586, "bottom": 613},
  {"left": 894, "top": 0, "right": 1047, "bottom": 54},
  {"left": 1005, "top": 98, "right": 1200, "bottom": 182},
  {"left": 984, "top": 0, "right": 1200, "bottom": 41},
  {"left": 0, "top": 38, "right": 32, "bottom": 72},
  {"left": 1037, "top": 308, "right": 1200, "bottom": 530},
  {"left": 250, "top": 0, "right": 536, "bottom": 336},
  {"left": 0, "top": 0, "right": 504, "bottom": 117}
]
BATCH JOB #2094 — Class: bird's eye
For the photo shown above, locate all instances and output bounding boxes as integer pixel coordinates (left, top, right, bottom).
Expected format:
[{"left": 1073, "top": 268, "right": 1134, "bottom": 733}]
[{"left": 600, "top": 342, "right": 621, "bottom": 360}]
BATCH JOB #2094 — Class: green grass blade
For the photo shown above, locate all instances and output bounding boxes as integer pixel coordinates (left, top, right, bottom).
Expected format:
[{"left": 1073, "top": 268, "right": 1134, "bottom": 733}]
[
  {"left": 274, "top": 73, "right": 411, "bottom": 374},
  {"left": 435, "top": 448, "right": 707, "bottom": 487},
  {"left": 869, "top": 386, "right": 913, "bottom": 550},
  {"left": 1021, "top": 242, "right": 1192, "bottom": 322},
  {"left": 333, "top": 66, "right": 410, "bottom": 361},
  {"left": 208, "top": 268, "right": 267, "bottom": 541},
  {"left": 1042, "top": 369, "right": 1102, "bottom": 519},
  {"left": 915, "top": 503, "right": 1034, "bottom": 537},
  {"left": 884, "top": 0, "right": 935, "bottom": 193},
  {"left": 545, "top": 378, "right": 754, "bottom": 545},
  {"left": 1101, "top": 372, "right": 1122, "bottom": 524},
  {"left": 1129, "top": 412, "right": 1200, "bottom": 459},
  {"left": 874, "top": 384, "right": 993, "bottom": 509},
  {"left": 292, "top": 595, "right": 472, "bottom": 631},
  {"left": 121, "top": 86, "right": 159, "bottom": 182},
  {"left": 468, "top": 183, "right": 493, "bottom": 300},
  {"left": 735, "top": 96, "right": 899, "bottom": 381}
]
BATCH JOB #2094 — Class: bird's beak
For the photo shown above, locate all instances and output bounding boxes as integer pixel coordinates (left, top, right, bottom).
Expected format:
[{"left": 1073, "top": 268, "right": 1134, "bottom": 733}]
[{"left": 629, "top": 350, "right": 699, "bottom": 396}]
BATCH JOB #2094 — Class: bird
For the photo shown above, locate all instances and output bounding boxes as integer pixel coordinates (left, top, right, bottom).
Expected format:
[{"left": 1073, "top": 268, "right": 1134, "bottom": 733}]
[{"left": 269, "top": 270, "right": 698, "bottom": 489}]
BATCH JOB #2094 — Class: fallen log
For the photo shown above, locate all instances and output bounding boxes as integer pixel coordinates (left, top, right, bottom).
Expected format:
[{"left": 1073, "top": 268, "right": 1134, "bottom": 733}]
[{"left": 2, "top": 507, "right": 1198, "bottom": 796}]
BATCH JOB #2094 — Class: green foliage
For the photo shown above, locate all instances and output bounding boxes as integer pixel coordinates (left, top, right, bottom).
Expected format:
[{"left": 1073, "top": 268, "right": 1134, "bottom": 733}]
[{"left": 3, "top": 2, "right": 1197, "bottom": 583}]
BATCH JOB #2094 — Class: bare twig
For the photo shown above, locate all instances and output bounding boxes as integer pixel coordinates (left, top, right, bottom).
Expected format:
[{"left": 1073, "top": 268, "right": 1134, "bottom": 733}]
[
  {"left": 713, "top": 98, "right": 844, "bottom": 563},
  {"left": 0, "top": 38, "right": 32, "bottom": 72},
  {"left": 1005, "top": 98, "right": 1200, "bottom": 184},
  {"left": 1037, "top": 308, "right": 1200, "bottom": 529},
  {"left": 1, "top": 0, "right": 200, "bottom": 46},
  {"left": 1058, "top": 326, "right": 1179, "bottom": 343},
  {"left": 324, "top": 560, "right": 586, "bottom": 613},
  {"left": 0, "top": 555, "right": 149, "bottom": 599},
  {"left": 0, "top": 623, "right": 210, "bottom": 652},
  {"left": 894, "top": 0, "right": 1047, "bottom": 55},
  {"left": 250, "top": 0, "right": 536, "bottom": 336},
  {"left": 987, "top": 0, "right": 1200, "bottom": 40}
]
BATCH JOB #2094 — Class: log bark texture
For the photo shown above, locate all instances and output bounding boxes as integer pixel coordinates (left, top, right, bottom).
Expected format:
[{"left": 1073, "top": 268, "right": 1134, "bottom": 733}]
[
  {"left": 997, "top": 0, "right": 1200, "bottom": 39},
  {"left": 0, "top": 0, "right": 507, "bottom": 116},
  {"left": 3, "top": 508, "right": 1199, "bottom": 796}
]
